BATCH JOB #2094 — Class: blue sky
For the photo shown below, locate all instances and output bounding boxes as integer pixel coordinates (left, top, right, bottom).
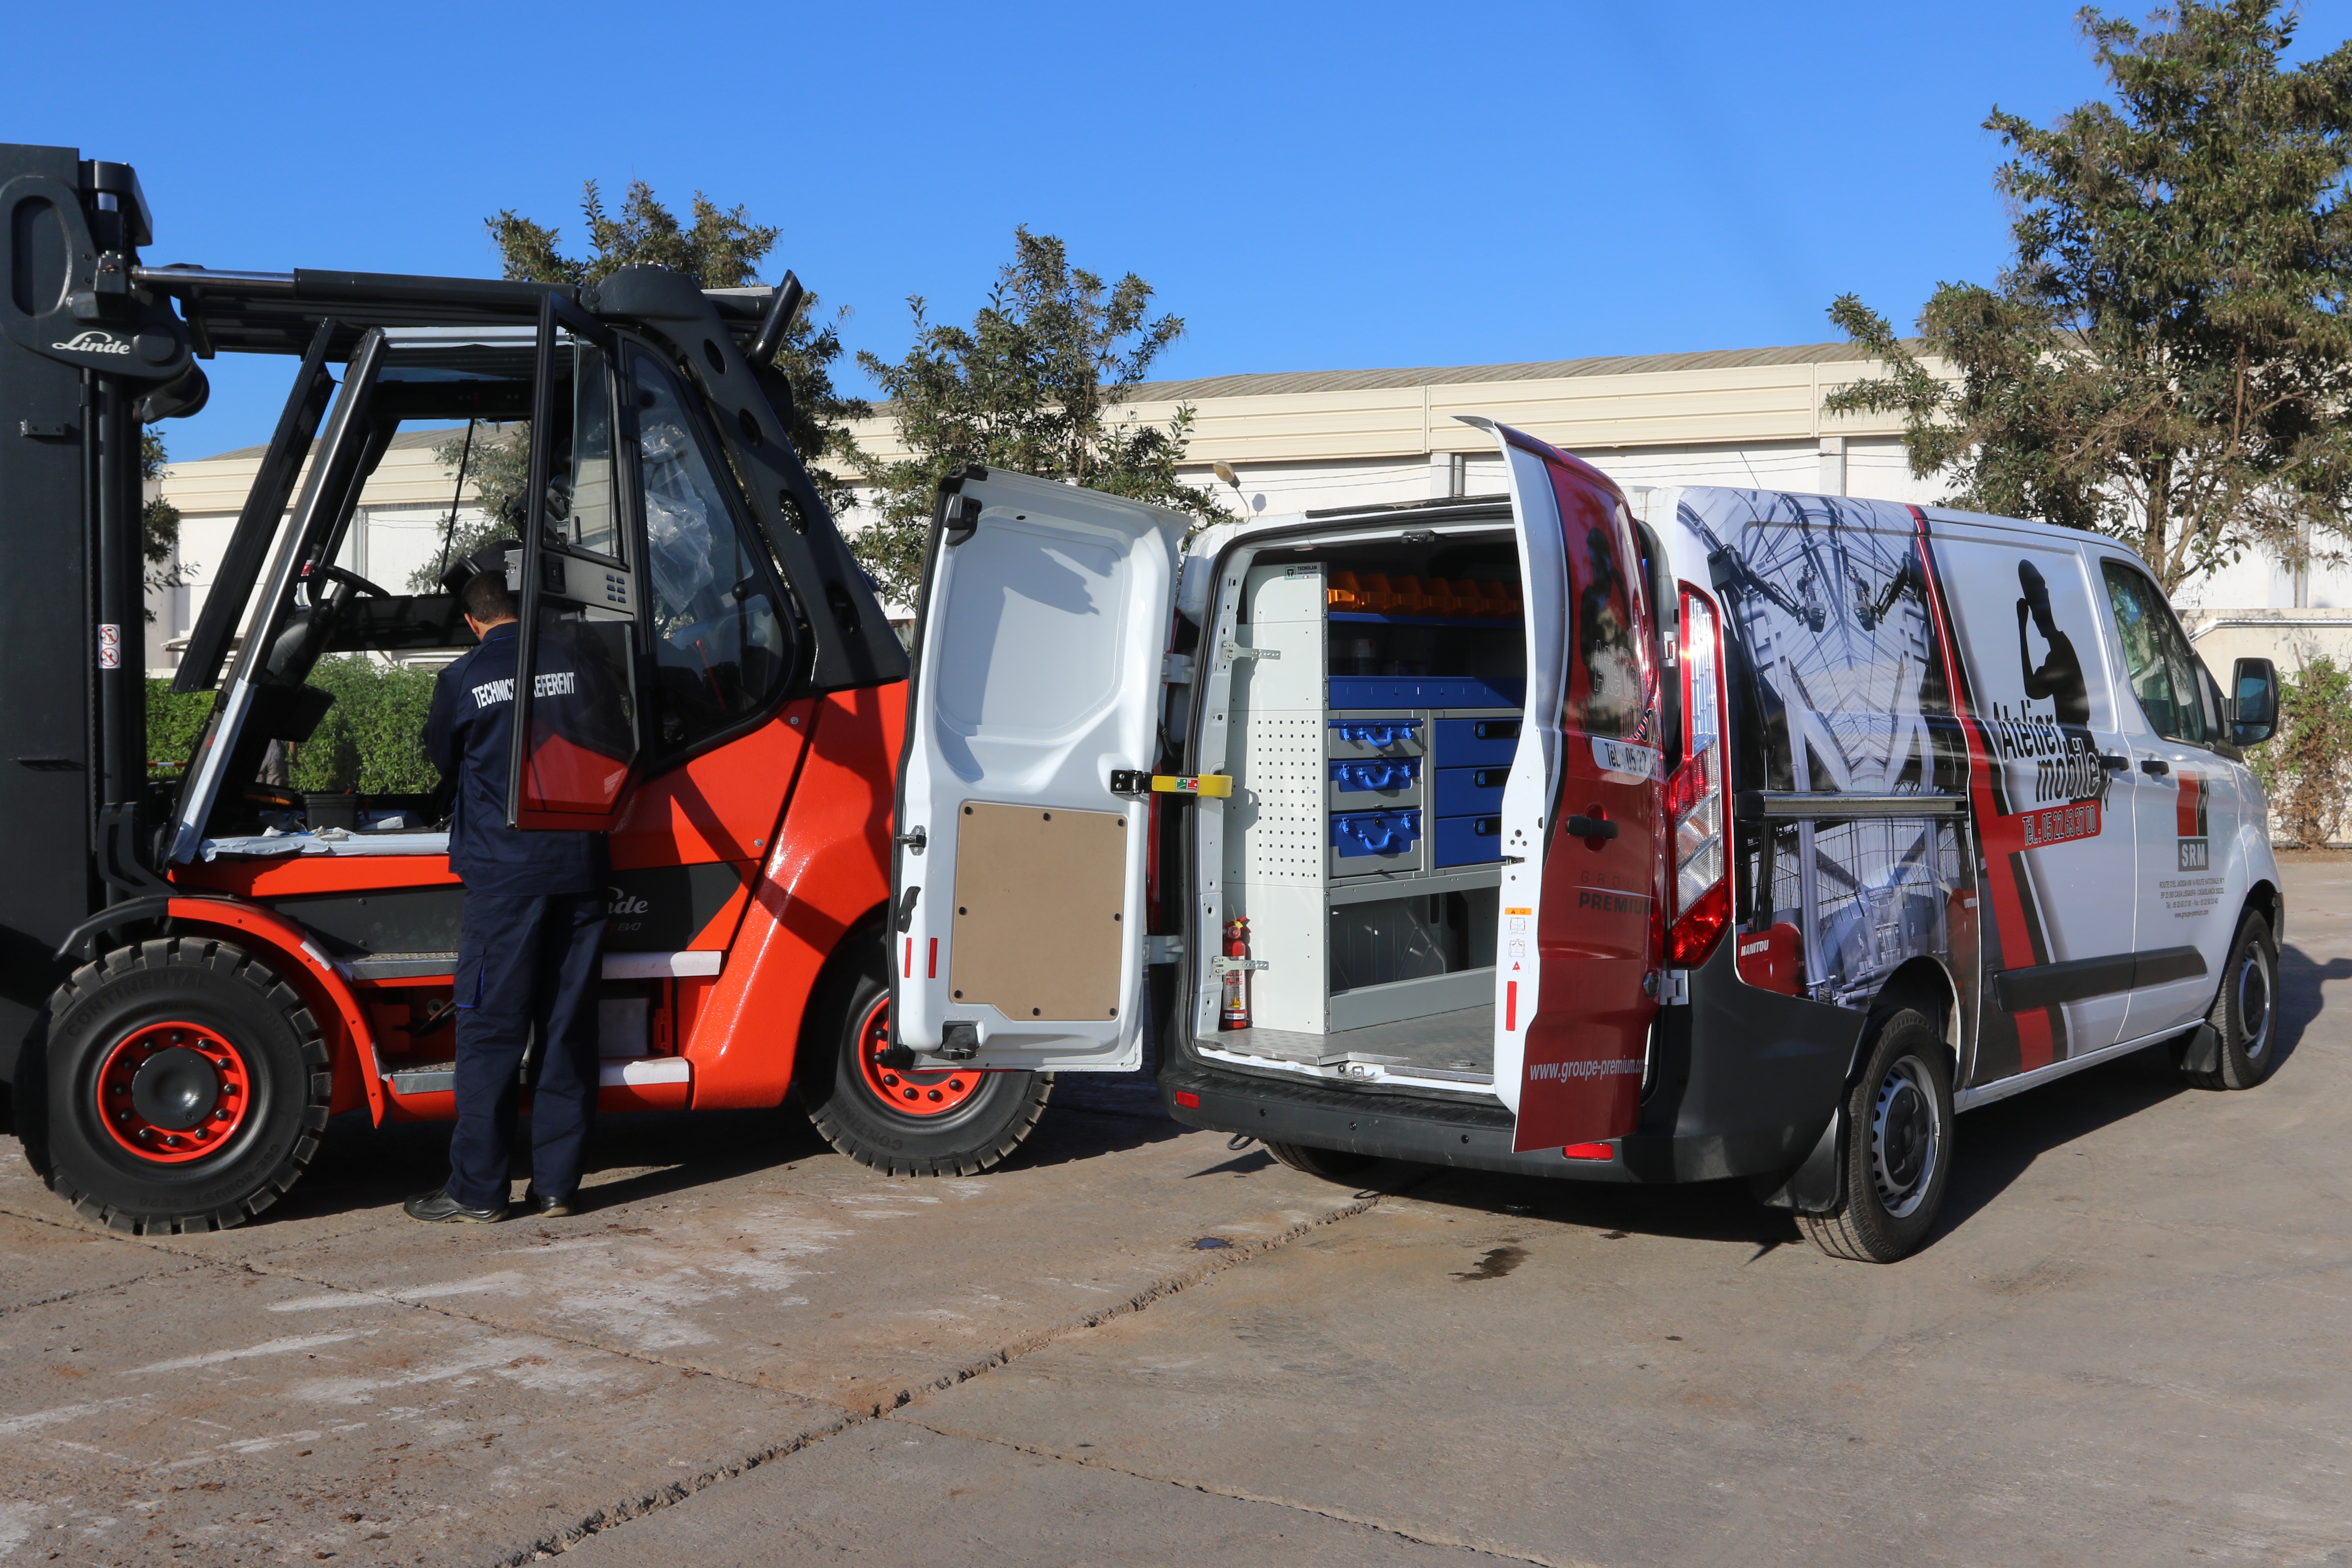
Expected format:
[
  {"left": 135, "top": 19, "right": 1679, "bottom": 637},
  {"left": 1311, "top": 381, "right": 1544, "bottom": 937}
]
[{"left": 12, "top": 0, "right": 2352, "bottom": 460}]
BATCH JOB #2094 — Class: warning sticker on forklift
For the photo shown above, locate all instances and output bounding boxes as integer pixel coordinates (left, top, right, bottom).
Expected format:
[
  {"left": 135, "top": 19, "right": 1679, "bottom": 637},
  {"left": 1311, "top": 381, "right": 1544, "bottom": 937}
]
[{"left": 97, "top": 623, "right": 120, "bottom": 670}]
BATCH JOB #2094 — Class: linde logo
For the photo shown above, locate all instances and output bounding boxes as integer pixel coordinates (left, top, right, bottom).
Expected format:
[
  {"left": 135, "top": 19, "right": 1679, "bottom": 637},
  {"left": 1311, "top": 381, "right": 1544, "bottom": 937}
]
[
  {"left": 50, "top": 330, "right": 130, "bottom": 355},
  {"left": 608, "top": 887, "right": 649, "bottom": 916}
]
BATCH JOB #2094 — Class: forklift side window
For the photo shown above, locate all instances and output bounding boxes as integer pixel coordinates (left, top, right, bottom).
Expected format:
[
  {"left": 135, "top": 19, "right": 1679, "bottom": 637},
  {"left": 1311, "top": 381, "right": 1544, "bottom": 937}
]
[
  {"left": 552, "top": 337, "right": 620, "bottom": 561},
  {"left": 626, "top": 348, "right": 793, "bottom": 753}
]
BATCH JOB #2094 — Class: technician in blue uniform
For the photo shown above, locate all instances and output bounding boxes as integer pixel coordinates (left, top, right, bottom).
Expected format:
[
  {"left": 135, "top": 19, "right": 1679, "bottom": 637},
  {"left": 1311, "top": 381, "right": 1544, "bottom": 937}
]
[{"left": 404, "top": 552, "right": 611, "bottom": 1223}]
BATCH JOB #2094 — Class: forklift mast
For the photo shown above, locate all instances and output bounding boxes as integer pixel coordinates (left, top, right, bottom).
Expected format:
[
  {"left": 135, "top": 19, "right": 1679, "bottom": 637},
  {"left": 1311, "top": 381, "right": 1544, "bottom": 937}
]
[{"left": 0, "top": 144, "right": 202, "bottom": 1080}]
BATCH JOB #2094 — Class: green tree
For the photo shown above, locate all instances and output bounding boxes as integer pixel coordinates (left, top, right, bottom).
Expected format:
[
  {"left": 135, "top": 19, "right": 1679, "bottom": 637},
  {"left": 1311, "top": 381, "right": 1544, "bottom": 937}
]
[
  {"left": 487, "top": 180, "right": 868, "bottom": 509},
  {"left": 853, "top": 227, "right": 1225, "bottom": 603},
  {"left": 2251, "top": 653, "right": 2352, "bottom": 845},
  {"left": 289, "top": 656, "right": 440, "bottom": 793},
  {"left": 1826, "top": 1, "right": 2352, "bottom": 592},
  {"left": 141, "top": 431, "right": 181, "bottom": 619}
]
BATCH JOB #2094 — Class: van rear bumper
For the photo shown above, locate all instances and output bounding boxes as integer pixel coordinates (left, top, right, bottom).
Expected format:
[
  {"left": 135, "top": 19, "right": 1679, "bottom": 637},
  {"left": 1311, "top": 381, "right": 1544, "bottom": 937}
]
[{"left": 1159, "top": 1059, "right": 1653, "bottom": 1183}]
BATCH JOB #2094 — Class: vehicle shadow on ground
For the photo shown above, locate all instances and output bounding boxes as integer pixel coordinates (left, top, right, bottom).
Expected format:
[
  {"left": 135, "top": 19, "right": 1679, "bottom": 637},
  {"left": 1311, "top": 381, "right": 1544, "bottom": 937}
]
[
  {"left": 1385, "top": 1164, "right": 1802, "bottom": 1252},
  {"left": 2277, "top": 942, "right": 2349, "bottom": 1060}
]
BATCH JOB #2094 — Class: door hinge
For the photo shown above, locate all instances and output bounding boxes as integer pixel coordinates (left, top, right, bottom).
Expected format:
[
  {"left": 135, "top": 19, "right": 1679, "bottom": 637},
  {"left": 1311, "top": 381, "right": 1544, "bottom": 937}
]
[
  {"left": 1111, "top": 769, "right": 1234, "bottom": 799},
  {"left": 1220, "top": 639, "right": 1280, "bottom": 663},
  {"left": 1145, "top": 935, "right": 1185, "bottom": 965},
  {"left": 892, "top": 826, "right": 927, "bottom": 855},
  {"left": 1162, "top": 652, "right": 1196, "bottom": 684},
  {"left": 1661, "top": 969, "right": 1690, "bottom": 1006},
  {"left": 1210, "top": 956, "right": 1268, "bottom": 976}
]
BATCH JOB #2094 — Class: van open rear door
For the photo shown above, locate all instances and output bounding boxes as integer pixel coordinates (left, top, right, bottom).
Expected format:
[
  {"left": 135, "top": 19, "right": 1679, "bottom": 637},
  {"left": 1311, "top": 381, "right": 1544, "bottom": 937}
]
[
  {"left": 1464, "top": 419, "right": 1665, "bottom": 1152},
  {"left": 891, "top": 469, "right": 1189, "bottom": 1072}
]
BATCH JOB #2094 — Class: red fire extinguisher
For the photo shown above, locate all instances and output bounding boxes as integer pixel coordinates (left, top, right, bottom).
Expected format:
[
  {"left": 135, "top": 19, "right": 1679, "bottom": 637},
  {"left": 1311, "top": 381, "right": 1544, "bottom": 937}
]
[{"left": 1221, "top": 916, "right": 1253, "bottom": 1030}]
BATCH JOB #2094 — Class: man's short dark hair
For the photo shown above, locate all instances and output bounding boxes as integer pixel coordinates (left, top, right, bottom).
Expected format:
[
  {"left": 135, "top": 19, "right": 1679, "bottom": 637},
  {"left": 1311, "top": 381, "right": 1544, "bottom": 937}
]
[{"left": 461, "top": 569, "right": 518, "bottom": 625}]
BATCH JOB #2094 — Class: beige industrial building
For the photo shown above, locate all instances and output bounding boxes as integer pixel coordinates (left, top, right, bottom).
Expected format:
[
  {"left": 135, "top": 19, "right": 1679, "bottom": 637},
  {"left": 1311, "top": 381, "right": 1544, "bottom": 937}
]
[{"left": 154, "top": 338, "right": 2352, "bottom": 684}]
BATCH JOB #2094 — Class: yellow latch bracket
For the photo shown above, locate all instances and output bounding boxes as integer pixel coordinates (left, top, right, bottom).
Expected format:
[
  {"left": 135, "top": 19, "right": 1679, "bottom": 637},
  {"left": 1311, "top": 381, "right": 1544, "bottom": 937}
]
[{"left": 1109, "top": 770, "right": 1234, "bottom": 799}]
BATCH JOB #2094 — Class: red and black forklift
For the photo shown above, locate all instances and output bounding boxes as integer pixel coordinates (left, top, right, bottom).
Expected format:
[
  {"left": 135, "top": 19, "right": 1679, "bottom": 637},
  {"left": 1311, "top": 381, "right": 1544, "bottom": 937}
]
[{"left": 0, "top": 142, "right": 1067, "bottom": 1232}]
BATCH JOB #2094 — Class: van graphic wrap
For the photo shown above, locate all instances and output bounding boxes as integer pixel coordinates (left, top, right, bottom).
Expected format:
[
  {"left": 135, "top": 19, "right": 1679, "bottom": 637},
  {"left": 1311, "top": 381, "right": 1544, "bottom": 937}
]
[
  {"left": 1674, "top": 491, "right": 1973, "bottom": 1014},
  {"left": 2176, "top": 769, "right": 2209, "bottom": 871}
]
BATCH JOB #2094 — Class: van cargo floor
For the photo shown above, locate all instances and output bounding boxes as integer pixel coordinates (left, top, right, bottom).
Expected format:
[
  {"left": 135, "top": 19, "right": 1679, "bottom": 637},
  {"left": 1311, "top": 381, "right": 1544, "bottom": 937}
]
[{"left": 1207, "top": 1006, "right": 1494, "bottom": 1084}]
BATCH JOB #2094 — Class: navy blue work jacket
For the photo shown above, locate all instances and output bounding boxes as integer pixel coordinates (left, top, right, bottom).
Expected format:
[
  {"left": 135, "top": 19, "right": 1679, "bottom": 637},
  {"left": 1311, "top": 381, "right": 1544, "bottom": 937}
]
[{"left": 424, "top": 622, "right": 608, "bottom": 896}]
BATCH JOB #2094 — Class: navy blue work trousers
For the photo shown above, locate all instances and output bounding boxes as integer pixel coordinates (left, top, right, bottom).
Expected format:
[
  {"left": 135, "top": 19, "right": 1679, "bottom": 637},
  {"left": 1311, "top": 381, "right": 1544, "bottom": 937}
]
[{"left": 445, "top": 891, "right": 608, "bottom": 1210}]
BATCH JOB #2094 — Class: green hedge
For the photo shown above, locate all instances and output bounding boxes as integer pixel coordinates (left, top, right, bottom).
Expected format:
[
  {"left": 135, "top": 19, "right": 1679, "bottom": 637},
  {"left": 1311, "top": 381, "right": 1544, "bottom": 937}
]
[{"left": 146, "top": 657, "right": 441, "bottom": 793}]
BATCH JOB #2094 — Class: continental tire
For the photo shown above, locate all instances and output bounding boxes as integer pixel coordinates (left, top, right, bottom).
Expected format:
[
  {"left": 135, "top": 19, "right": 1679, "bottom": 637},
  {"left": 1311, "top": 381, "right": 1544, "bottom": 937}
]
[
  {"left": 38, "top": 938, "right": 331, "bottom": 1235},
  {"left": 1263, "top": 1142, "right": 1376, "bottom": 1182},
  {"left": 800, "top": 937, "right": 1051, "bottom": 1178},
  {"left": 2184, "top": 911, "right": 2279, "bottom": 1091},
  {"left": 1798, "top": 1007, "right": 1954, "bottom": 1265}
]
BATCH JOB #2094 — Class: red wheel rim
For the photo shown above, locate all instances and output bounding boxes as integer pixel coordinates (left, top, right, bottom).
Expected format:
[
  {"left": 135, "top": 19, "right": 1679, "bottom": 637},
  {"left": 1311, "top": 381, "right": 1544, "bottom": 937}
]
[
  {"left": 94, "top": 1020, "right": 254, "bottom": 1165},
  {"left": 854, "top": 995, "right": 985, "bottom": 1118}
]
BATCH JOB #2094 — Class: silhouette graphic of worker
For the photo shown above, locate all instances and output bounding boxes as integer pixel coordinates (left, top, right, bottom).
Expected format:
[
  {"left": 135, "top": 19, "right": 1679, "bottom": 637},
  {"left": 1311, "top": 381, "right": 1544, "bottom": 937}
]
[{"left": 2015, "top": 560, "right": 2089, "bottom": 726}]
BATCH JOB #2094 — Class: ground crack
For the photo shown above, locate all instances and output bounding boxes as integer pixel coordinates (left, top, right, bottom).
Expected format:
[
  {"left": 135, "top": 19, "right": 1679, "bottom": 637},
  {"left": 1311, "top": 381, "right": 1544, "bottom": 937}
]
[
  {"left": 494, "top": 1188, "right": 1393, "bottom": 1563},
  {"left": 888, "top": 1411, "right": 1596, "bottom": 1568}
]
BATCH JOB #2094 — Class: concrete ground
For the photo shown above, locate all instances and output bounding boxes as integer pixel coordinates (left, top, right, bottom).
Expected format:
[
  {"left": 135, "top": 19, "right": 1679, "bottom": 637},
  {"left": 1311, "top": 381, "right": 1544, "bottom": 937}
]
[{"left": 2, "top": 860, "right": 2347, "bottom": 1568}]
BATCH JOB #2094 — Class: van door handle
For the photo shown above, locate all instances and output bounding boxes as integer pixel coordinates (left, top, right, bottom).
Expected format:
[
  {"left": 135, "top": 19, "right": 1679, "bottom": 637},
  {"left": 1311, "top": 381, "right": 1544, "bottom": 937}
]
[
  {"left": 1566, "top": 814, "right": 1619, "bottom": 842},
  {"left": 2140, "top": 759, "right": 2171, "bottom": 777},
  {"left": 2098, "top": 753, "right": 2130, "bottom": 772}
]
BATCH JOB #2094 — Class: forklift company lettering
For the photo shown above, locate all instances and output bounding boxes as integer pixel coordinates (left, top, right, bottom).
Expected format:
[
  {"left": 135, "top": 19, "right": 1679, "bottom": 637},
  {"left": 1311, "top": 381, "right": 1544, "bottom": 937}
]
[
  {"left": 1527, "top": 1058, "right": 1644, "bottom": 1081},
  {"left": 469, "top": 671, "right": 577, "bottom": 708}
]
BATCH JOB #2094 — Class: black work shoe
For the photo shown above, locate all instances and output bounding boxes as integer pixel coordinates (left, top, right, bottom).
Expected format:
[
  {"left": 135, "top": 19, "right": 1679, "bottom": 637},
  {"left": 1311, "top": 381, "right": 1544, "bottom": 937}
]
[
  {"left": 523, "top": 1185, "right": 576, "bottom": 1218},
  {"left": 403, "top": 1188, "right": 507, "bottom": 1223}
]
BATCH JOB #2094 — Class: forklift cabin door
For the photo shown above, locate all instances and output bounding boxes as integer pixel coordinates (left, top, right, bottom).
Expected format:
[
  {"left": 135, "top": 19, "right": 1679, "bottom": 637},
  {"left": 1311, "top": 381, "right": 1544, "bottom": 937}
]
[
  {"left": 891, "top": 470, "right": 1189, "bottom": 1072},
  {"left": 503, "top": 295, "right": 639, "bottom": 831}
]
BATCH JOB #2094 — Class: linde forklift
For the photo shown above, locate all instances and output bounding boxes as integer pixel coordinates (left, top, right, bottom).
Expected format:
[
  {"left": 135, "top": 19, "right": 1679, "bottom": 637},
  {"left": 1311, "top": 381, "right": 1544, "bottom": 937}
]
[{"left": 0, "top": 142, "right": 1101, "bottom": 1232}]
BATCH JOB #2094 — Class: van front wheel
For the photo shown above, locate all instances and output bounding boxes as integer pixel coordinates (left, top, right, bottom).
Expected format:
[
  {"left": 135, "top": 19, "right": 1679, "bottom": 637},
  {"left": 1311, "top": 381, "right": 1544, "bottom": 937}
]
[
  {"left": 2182, "top": 912, "right": 2278, "bottom": 1091},
  {"left": 1798, "top": 1008, "right": 1954, "bottom": 1264}
]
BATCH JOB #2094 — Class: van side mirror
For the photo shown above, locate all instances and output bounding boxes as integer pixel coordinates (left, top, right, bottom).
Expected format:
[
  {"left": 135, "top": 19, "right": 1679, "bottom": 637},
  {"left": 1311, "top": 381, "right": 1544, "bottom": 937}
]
[{"left": 2230, "top": 656, "right": 2279, "bottom": 746}]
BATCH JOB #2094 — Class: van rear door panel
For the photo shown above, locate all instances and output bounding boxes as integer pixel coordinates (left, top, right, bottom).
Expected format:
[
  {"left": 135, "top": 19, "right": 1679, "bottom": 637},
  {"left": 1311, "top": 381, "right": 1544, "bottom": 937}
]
[
  {"left": 1464, "top": 420, "right": 1663, "bottom": 1152},
  {"left": 892, "top": 470, "right": 1188, "bottom": 1072}
]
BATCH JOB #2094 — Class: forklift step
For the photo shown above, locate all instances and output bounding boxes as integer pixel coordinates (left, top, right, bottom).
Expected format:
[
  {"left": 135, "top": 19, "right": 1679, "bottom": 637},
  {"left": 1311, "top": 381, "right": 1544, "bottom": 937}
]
[{"left": 384, "top": 1057, "right": 691, "bottom": 1096}]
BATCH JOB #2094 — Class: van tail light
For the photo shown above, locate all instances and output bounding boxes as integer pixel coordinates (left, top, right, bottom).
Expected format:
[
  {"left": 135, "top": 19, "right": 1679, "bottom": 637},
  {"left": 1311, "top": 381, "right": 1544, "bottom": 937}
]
[{"left": 1666, "top": 585, "right": 1730, "bottom": 966}]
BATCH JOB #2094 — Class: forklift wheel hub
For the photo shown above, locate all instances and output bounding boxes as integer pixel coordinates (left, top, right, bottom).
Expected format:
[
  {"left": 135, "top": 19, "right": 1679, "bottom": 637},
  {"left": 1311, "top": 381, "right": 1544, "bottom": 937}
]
[
  {"left": 855, "top": 996, "right": 984, "bottom": 1118},
  {"left": 97, "top": 1022, "right": 253, "bottom": 1164}
]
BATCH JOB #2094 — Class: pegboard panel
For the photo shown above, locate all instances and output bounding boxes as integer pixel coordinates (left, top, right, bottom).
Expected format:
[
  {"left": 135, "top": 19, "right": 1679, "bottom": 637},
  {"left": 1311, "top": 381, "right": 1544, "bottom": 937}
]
[{"left": 1231, "top": 711, "right": 1326, "bottom": 885}]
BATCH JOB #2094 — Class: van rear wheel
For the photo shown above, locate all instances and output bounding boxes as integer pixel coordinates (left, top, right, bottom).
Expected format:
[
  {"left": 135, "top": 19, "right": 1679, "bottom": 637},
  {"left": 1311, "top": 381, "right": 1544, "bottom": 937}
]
[
  {"left": 1262, "top": 1142, "right": 1376, "bottom": 1182},
  {"left": 1798, "top": 1008, "right": 1953, "bottom": 1264},
  {"left": 800, "top": 937, "right": 1052, "bottom": 1178},
  {"left": 2181, "top": 912, "right": 2278, "bottom": 1091}
]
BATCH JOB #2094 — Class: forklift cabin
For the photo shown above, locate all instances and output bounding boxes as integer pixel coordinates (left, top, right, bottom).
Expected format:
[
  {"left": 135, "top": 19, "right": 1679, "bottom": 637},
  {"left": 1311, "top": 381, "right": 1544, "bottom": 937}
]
[{"left": 0, "top": 143, "right": 1082, "bottom": 1235}]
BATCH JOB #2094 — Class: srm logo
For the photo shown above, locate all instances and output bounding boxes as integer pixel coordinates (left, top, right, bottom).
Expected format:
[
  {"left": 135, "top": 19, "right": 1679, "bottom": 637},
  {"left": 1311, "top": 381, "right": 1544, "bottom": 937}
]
[{"left": 50, "top": 331, "right": 130, "bottom": 355}]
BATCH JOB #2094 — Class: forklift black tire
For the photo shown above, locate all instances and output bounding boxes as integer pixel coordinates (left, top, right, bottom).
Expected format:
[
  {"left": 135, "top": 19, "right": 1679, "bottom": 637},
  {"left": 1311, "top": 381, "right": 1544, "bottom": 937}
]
[
  {"left": 801, "top": 943, "right": 1052, "bottom": 1179},
  {"left": 1262, "top": 1141, "right": 1377, "bottom": 1182},
  {"left": 1798, "top": 1008, "right": 1953, "bottom": 1265},
  {"left": 35, "top": 938, "right": 331, "bottom": 1235},
  {"left": 2182, "top": 912, "right": 2278, "bottom": 1092}
]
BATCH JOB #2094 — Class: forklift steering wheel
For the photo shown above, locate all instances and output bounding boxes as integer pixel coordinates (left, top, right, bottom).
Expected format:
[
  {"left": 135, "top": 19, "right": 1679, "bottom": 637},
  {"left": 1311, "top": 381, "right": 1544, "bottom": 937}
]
[{"left": 314, "top": 564, "right": 392, "bottom": 599}]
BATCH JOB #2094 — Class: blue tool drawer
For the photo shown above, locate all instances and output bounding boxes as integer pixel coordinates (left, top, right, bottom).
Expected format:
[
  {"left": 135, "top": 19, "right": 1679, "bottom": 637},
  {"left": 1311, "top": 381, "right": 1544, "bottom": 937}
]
[
  {"left": 1328, "top": 757, "right": 1422, "bottom": 812},
  {"left": 1329, "top": 808, "right": 1424, "bottom": 877},
  {"left": 1327, "top": 716, "right": 1425, "bottom": 758},
  {"left": 1432, "top": 765, "right": 1508, "bottom": 815},
  {"left": 1433, "top": 814, "right": 1503, "bottom": 867},
  {"left": 1434, "top": 717, "right": 1522, "bottom": 767}
]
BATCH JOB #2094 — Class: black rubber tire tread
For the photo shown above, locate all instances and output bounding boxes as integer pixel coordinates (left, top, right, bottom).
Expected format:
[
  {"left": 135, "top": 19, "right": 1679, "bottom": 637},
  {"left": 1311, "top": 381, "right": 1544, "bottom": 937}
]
[
  {"left": 36, "top": 937, "right": 331, "bottom": 1235},
  {"left": 1798, "top": 1007, "right": 1954, "bottom": 1265},
  {"left": 2182, "top": 910, "right": 2280, "bottom": 1092},
  {"left": 799, "top": 936, "right": 1053, "bottom": 1179},
  {"left": 1261, "top": 1141, "right": 1377, "bottom": 1182}
]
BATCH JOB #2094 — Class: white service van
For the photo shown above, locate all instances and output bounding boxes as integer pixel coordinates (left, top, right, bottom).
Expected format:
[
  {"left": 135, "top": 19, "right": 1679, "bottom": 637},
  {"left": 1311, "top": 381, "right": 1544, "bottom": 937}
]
[{"left": 886, "top": 423, "right": 2286, "bottom": 1262}]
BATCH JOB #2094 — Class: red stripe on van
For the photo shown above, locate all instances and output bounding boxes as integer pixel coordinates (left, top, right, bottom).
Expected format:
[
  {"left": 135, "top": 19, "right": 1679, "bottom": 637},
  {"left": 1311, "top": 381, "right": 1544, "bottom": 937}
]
[
  {"left": 2176, "top": 770, "right": 2202, "bottom": 838},
  {"left": 903, "top": 937, "right": 912, "bottom": 979},
  {"left": 928, "top": 937, "right": 938, "bottom": 979},
  {"left": 1506, "top": 981, "right": 1518, "bottom": 1032}
]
